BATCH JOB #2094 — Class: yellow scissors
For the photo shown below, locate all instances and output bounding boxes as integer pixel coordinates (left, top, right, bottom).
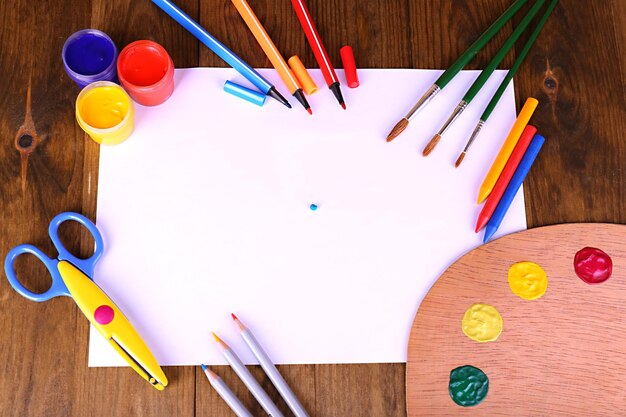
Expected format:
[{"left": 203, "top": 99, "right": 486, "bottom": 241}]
[{"left": 4, "top": 212, "right": 168, "bottom": 390}]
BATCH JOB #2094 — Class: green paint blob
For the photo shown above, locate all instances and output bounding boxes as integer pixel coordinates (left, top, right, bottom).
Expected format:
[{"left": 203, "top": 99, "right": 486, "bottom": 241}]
[{"left": 448, "top": 365, "right": 489, "bottom": 407}]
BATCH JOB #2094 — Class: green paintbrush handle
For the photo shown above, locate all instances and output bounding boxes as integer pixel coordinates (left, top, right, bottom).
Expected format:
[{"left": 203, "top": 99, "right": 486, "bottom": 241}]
[
  {"left": 463, "top": 0, "right": 547, "bottom": 103},
  {"left": 480, "top": 0, "right": 559, "bottom": 121},
  {"left": 434, "top": 0, "right": 529, "bottom": 89}
]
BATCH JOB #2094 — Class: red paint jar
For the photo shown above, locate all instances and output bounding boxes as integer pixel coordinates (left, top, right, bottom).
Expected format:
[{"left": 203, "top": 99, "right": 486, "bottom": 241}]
[{"left": 117, "top": 40, "right": 175, "bottom": 106}]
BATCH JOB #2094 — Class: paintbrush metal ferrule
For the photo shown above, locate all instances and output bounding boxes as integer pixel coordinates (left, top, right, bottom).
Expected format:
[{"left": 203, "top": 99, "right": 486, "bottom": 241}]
[
  {"left": 455, "top": 119, "right": 484, "bottom": 167},
  {"left": 405, "top": 84, "right": 441, "bottom": 121},
  {"left": 462, "top": 119, "right": 485, "bottom": 154},
  {"left": 422, "top": 101, "right": 467, "bottom": 156},
  {"left": 437, "top": 100, "right": 468, "bottom": 137}
]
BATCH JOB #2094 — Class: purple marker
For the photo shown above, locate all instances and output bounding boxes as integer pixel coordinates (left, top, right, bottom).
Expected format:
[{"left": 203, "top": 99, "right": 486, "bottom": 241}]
[{"left": 62, "top": 29, "right": 118, "bottom": 88}]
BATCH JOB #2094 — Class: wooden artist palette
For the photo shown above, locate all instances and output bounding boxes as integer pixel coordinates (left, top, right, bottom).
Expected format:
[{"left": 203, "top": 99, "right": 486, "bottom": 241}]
[{"left": 406, "top": 223, "right": 626, "bottom": 416}]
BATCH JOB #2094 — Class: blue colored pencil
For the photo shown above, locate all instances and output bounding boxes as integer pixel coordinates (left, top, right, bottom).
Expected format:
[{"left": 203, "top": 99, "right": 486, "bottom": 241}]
[
  {"left": 200, "top": 365, "right": 253, "bottom": 417},
  {"left": 483, "top": 134, "right": 545, "bottom": 243},
  {"left": 151, "top": 0, "right": 291, "bottom": 108}
]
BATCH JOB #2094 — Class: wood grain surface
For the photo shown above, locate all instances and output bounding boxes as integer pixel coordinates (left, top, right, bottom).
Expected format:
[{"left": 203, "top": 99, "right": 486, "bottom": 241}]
[
  {"left": 0, "top": 1, "right": 624, "bottom": 416},
  {"left": 406, "top": 223, "right": 626, "bottom": 416}
]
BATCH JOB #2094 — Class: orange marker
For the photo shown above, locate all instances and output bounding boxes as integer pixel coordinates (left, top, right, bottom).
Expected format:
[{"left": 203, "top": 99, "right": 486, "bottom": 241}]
[{"left": 231, "top": 0, "right": 312, "bottom": 114}]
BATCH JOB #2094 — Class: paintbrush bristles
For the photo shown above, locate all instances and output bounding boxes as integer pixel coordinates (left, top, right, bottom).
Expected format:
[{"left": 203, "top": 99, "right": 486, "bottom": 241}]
[
  {"left": 386, "top": 118, "right": 409, "bottom": 142},
  {"left": 454, "top": 152, "right": 466, "bottom": 168},
  {"left": 422, "top": 134, "right": 441, "bottom": 156}
]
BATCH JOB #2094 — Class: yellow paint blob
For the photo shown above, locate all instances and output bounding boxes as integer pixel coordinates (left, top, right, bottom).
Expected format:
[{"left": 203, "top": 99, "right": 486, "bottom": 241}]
[
  {"left": 508, "top": 261, "right": 548, "bottom": 300},
  {"left": 76, "top": 81, "right": 134, "bottom": 145},
  {"left": 461, "top": 303, "right": 503, "bottom": 343}
]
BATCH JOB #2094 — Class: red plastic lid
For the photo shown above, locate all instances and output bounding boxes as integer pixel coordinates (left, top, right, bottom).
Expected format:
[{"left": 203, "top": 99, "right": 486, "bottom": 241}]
[{"left": 340, "top": 46, "right": 359, "bottom": 88}]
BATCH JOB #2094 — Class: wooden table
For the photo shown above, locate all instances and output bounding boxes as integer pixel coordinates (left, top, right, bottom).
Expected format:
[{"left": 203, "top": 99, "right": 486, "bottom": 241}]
[{"left": 0, "top": 1, "right": 624, "bottom": 416}]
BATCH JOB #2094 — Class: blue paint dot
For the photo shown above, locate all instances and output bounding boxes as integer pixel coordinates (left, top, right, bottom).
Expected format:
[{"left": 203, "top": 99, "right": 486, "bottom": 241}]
[{"left": 310, "top": 204, "right": 318, "bottom": 211}]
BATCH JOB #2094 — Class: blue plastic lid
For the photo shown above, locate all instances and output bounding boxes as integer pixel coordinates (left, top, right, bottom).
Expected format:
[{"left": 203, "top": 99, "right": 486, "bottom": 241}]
[{"left": 223, "top": 80, "right": 266, "bottom": 107}]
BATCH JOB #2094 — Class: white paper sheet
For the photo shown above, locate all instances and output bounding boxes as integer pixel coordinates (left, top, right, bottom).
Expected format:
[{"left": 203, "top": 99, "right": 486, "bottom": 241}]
[{"left": 89, "top": 68, "right": 526, "bottom": 366}]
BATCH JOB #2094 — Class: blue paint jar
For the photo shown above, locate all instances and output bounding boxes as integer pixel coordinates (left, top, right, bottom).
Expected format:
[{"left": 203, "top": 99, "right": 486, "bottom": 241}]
[{"left": 62, "top": 29, "right": 118, "bottom": 88}]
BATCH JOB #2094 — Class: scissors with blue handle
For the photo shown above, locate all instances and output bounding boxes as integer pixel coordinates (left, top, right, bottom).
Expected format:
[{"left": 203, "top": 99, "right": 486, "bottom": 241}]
[{"left": 4, "top": 212, "right": 168, "bottom": 391}]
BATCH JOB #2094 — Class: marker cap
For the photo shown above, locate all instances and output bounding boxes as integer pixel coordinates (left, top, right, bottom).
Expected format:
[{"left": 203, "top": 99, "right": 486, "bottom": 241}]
[
  {"left": 287, "top": 56, "right": 318, "bottom": 96},
  {"left": 223, "top": 81, "right": 266, "bottom": 107},
  {"left": 340, "top": 46, "right": 359, "bottom": 88}
]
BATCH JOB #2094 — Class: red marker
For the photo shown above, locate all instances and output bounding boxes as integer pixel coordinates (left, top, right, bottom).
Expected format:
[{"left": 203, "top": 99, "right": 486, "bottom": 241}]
[
  {"left": 475, "top": 125, "right": 537, "bottom": 232},
  {"left": 291, "top": 0, "right": 346, "bottom": 109}
]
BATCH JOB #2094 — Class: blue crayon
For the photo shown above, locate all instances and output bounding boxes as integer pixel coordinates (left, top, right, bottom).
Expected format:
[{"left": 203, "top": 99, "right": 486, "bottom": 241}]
[
  {"left": 483, "top": 134, "right": 545, "bottom": 243},
  {"left": 151, "top": 0, "right": 290, "bottom": 108}
]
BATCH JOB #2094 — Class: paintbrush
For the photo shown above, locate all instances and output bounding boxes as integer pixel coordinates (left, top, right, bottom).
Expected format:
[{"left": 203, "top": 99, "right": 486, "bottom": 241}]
[
  {"left": 455, "top": 0, "right": 558, "bottom": 167},
  {"left": 385, "top": 0, "right": 528, "bottom": 142},
  {"left": 421, "top": 0, "right": 547, "bottom": 157}
]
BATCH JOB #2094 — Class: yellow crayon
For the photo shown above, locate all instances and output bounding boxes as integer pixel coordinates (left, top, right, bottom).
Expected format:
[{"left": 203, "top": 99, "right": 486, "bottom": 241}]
[{"left": 478, "top": 97, "right": 539, "bottom": 203}]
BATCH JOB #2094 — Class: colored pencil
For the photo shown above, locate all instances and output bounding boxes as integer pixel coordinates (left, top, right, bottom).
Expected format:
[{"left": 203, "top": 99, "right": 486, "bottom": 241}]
[
  {"left": 200, "top": 365, "right": 254, "bottom": 417},
  {"left": 212, "top": 332, "right": 285, "bottom": 417},
  {"left": 232, "top": 314, "right": 310, "bottom": 417},
  {"left": 151, "top": 0, "right": 291, "bottom": 108},
  {"left": 385, "top": 0, "right": 528, "bottom": 142},
  {"left": 456, "top": 0, "right": 559, "bottom": 167},
  {"left": 475, "top": 124, "right": 536, "bottom": 232},
  {"left": 422, "top": 0, "right": 546, "bottom": 156},
  {"left": 291, "top": 0, "right": 346, "bottom": 109},
  {"left": 231, "top": 0, "right": 312, "bottom": 114},
  {"left": 483, "top": 133, "right": 545, "bottom": 242},
  {"left": 477, "top": 97, "right": 538, "bottom": 203}
]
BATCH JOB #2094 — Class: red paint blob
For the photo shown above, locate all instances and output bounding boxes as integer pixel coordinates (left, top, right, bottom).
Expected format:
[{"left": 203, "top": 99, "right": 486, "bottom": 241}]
[
  {"left": 117, "top": 40, "right": 174, "bottom": 106},
  {"left": 574, "top": 247, "right": 613, "bottom": 285},
  {"left": 94, "top": 305, "right": 115, "bottom": 325}
]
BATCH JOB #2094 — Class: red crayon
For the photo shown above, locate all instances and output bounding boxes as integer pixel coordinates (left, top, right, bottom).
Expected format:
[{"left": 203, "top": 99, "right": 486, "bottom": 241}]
[
  {"left": 291, "top": 0, "right": 346, "bottom": 109},
  {"left": 475, "top": 125, "right": 537, "bottom": 232}
]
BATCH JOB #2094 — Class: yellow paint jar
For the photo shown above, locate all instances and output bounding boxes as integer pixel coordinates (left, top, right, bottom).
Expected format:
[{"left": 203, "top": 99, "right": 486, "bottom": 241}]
[{"left": 76, "top": 81, "right": 134, "bottom": 145}]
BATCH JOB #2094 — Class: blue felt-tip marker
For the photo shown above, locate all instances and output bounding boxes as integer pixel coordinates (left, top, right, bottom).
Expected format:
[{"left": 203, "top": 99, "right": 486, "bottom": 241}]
[
  {"left": 151, "top": 0, "right": 291, "bottom": 108},
  {"left": 483, "top": 133, "right": 545, "bottom": 243}
]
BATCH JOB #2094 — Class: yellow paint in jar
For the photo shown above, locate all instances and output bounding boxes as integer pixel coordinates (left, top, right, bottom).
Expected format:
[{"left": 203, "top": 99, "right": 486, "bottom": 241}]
[
  {"left": 461, "top": 303, "right": 503, "bottom": 343},
  {"left": 76, "top": 81, "right": 134, "bottom": 145},
  {"left": 508, "top": 261, "right": 548, "bottom": 300}
]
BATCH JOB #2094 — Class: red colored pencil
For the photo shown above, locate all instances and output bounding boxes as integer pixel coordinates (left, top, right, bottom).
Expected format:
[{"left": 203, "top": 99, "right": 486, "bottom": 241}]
[
  {"left": 290, "top": 0, "right": 346, "bottom": 109},
  {"left": 475, "top": 124, "right": 537, "bottom": 232}
]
